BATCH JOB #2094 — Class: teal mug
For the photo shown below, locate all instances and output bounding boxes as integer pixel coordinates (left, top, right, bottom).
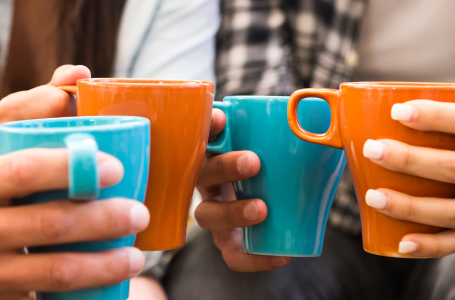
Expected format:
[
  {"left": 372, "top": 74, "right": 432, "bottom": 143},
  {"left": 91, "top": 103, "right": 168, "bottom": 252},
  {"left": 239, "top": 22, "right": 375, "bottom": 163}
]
[
  {"left": 207, "top": 96, "right": 345, "bottom": 256},
  {"left": 0, "top": 116, "right": 150, "bottom": 300}
]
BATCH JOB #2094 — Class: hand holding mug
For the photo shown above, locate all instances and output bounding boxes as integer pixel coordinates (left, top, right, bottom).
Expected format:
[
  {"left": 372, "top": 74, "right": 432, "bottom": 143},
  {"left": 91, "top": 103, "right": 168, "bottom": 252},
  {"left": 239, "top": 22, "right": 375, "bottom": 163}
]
[
  {"left": 0, "top": 148, "right": 147, "bottom": 296},
  {"left": 0, "top": 64, "right": 90, "bottom": 123},
  {"left": 195, "top": 108, "right": 292, "bottom": 272},
  {"left": 364, "top": 100, "right": 455, "bottom": 258}
]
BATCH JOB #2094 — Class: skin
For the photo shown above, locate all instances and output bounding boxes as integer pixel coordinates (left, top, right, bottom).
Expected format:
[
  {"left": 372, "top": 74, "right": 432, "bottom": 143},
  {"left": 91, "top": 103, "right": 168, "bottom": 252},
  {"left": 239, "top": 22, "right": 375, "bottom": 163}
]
[
  {"left": 0, "top": 65, "right": 154, "bottom": 299},
  {"left": 364, "top": 100, "right": 455, "bottom": 258}
]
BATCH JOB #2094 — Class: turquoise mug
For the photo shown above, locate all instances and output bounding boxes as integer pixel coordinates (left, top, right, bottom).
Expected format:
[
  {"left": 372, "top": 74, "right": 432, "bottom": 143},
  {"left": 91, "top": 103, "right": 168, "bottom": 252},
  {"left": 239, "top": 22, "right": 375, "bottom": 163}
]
[
  {"left": 207, "top": 96, "right": 345, "bottom": 256},
  {"left": 0, "top": 116, "right": 150, "bottom": 300}
]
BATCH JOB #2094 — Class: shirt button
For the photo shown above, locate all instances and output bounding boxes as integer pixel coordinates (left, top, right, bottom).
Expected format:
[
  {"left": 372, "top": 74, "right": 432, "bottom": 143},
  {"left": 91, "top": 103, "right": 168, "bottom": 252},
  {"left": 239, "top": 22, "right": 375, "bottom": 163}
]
[{"left": 344, "top": 49, "right": 359, "bottom": 68}]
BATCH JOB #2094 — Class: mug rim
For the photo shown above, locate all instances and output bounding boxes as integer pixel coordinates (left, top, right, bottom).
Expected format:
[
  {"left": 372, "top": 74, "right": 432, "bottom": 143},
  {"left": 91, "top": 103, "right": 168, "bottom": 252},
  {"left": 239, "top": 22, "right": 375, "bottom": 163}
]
[
  {"left": 0, "top": 116, "right": 149, "bottom": 133},
  {"left": 78, "top": 78, "right": 214, "bottom": 87},
  {"left": 341, "top": 81, "right": 455, "bottom": 89}
]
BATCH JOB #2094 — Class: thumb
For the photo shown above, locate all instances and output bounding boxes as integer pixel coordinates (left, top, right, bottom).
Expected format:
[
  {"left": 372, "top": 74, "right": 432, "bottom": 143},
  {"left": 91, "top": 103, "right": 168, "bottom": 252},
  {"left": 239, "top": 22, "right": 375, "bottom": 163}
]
[{"left": 48, "top": 65, "right": 91, "bottom": 87}]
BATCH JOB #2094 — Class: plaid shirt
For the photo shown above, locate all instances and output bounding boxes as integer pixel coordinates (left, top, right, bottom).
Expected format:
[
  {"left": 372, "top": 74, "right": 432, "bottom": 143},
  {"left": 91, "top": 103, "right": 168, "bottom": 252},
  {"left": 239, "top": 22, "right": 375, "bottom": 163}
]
[{"left": 215, "top": 0, "right": 368, "bottom": 234}]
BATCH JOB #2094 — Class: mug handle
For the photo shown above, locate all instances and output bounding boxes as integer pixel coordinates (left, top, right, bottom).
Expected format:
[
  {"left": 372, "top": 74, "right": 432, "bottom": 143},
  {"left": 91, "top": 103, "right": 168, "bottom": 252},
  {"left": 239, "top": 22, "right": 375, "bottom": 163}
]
[
  {"left": 288, "top": 88, "right": 343, "bottom": 149},
  {"left": 58, "top": 85, "right": 77, "bottom": 95},
  {"left": 206, "top": 101, "right": 233, "bottom": 154},
  {"left": 64, "top": 133, "right": 100, "bottom": 200}
]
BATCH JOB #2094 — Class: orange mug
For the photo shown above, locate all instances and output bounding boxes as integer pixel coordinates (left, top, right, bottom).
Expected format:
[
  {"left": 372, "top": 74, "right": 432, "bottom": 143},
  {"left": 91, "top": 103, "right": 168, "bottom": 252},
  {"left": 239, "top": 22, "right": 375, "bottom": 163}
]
[
  {"left": 59, "top": 79, "right": 214, "bottom": 250},
  {"left": 288, "top": 82, "right": 455, "bottom": 257}
]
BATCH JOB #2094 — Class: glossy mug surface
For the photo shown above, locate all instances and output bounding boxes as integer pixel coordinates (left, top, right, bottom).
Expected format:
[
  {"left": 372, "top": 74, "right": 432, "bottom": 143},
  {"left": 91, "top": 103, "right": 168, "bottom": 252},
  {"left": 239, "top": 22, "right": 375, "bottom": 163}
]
[
  {"left": 288, "top": 82, "right": 455, "bottom": 257},
  {"left": 207, "top": 96, "right": 345, "bottom": 256},
  {"left": 59, "top": 79, "right": 214, "bottom": 251},
  {"left": 0, "top": 116, "right": 150, "bottom": 300}
]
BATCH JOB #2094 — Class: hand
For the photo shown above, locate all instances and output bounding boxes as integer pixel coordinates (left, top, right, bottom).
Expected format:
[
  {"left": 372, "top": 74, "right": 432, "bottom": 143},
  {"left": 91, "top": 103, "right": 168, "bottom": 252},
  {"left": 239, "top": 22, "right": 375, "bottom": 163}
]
[
  {"left": 0, "top": 148, "right": 150, "bottom": 296},
  {"left": 195, "top": 108, "right": 291, "bottom": 272},
  {"left": 0, "top": 65, "right": 149, "bottom": 297},
  {"left": 363, "top": 100, "right": 455, "bottom": 258},
  {"left": 0, "top": 64, "right": 90, "bottom": 123}
]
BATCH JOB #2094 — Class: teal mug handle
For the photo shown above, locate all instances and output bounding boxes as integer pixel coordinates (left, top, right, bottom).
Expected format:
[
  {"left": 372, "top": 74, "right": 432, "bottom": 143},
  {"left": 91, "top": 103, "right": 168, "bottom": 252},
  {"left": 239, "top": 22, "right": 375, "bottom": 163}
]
[
  {"left": 207, "top": 101, "right": 232, "bottom": 154},
  {"left": 64, "top": 133, "right": 100, "bottom": 200}
]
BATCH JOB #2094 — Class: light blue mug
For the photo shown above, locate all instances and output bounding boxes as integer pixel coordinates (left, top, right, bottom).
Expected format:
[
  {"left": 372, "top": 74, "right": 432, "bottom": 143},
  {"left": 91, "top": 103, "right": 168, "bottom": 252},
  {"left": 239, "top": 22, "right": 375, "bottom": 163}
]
[
  {"left": 207, "top": 96, "right": 345, "bottom": 256},
  {"left": 0, "top": 116, "right": 150, "bottom": 300}
]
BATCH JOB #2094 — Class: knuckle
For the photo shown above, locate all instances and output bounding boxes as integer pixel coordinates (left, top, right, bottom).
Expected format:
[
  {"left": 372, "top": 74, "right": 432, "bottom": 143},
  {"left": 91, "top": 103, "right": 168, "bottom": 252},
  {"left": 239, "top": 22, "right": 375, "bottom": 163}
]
[
  {"left": 400, "top": 197, "right": 414, "bottom": 220},
  {"left": 39, "top": 205, "right": 72, "bottom": 240},
  {"left": 222, "top": 251, "right": 240, "bottom": 272},
  {"left": 5, "top": 153, "right": 37, "bottom": 186},
  {"left": 46, "top": 255, "right": 78, "bottom": 290},
  {"left": 446, "top": 153, "right": 455, "bottom": 183},
  {"left": 48, "top": 92, "right": 68, "bottom": 116}
]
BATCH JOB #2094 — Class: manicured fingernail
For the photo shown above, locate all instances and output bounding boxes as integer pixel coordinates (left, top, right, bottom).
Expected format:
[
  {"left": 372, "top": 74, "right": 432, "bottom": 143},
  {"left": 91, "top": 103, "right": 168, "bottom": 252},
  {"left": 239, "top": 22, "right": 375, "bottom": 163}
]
[
  {"left": 99, "top": 159, "right": 124, "bottom": 186},
  {"left": 271, "top": 256, "right": 287, "bottom": 267},
  {"left": 365, "top": 189, "right": 388, "bottom": 209},
  {"left": 130, "top": 204, "right": 150, "bottom": 231},
  {"left": 237, "top": 154, "right": 251, "bottom": 175},
  {"left": 125, "top": 247, "right": 145, "bottom": 276},
  {"left": 391, "top": 104, "right": 418, "bottom": 122},
  {"left": 363, "top": 139, "right": 385, "bottom": 160},
  {"left": 244, "top": 201, "right": 258, "bottom": 221},
  {"left": 399, "top": 241, "right": 418, "bottom": 254}
]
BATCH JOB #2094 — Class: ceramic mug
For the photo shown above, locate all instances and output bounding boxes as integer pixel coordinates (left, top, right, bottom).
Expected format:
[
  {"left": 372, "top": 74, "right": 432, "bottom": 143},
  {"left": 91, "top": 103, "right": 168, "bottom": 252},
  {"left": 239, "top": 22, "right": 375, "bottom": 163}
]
[
  {"left": 207, "top": 96, "right": 345, "bottom": 256},
  {"left": 288, "top": 82, "right": 455, "bottom": 258},
  {"left": 0, "top": 116, "right": 150, "bottom": 300},
  {"left": 59, "top": 79, "right": 214, "bottom": 251}
]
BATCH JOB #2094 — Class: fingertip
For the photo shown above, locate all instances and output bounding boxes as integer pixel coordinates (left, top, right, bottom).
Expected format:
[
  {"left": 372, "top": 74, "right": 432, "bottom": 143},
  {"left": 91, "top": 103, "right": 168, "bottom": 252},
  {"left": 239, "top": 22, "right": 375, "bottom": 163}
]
[
  {"left": 270, "top": 256, "right": 291, "bottom": 267},
  {"left": 211, "top": 108, "right": 226, "bottom": 136},
  {"left": 253, "top": 199, "right": 268, "bottom": 222},
  {"left": 99, "top": 158, "right": 124, "bottom": 187},
  {"left": 50, "top": 65, "right": 91, "bottom": 86},
  {"left": 245, "top": 151, "right": 261, "bottom": 176}
]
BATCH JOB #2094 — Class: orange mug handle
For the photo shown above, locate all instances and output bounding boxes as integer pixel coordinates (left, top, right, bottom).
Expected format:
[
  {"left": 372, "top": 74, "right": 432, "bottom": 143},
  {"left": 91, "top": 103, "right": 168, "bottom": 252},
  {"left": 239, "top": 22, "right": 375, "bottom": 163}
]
[
  {"left": 287, "top": 88, "right": 343, "bottom": 149},
  {"left": 58, "top": 85, "right": 78, "bottom": 95}
]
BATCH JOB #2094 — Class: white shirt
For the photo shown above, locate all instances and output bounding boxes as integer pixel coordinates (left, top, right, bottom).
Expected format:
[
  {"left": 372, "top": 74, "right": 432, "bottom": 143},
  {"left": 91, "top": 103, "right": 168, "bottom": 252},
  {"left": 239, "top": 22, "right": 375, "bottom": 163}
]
[
  {"left": 354, "top": 0, "right": 455, "bottom": 82},
  {"left": 0, "top": 0, "right": 220, "bottom": 83}
]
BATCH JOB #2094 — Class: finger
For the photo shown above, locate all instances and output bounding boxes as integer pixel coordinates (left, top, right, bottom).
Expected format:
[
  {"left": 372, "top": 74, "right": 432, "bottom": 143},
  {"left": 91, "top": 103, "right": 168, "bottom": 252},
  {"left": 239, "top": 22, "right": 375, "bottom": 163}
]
[
  {"left": 0, "top": 247, "right": 144, "bottom": 292},
  {"left": 47, "top": 65, "right": 91, "bottom": 87},
  {"left": 0, "top": 149, "right": 123, "bottom": 204},
  {"left": 0, "top": 198, "right": 149, "bottom": 249},
  {"left": 198, "top": 151, "right": 260, "bottom": 188},
  {"left": 0, "top": 86, "right": 76, "bottom": 123},
  {"left": 212, "top": 229, "right": 291, "bottom": 272},
  {"left": 391, "top": 100, "right": 455, "bottom": 134},
  {"left": 398, "top": 230, "right": 455, "bottom": 258},
  {"left": 195, "top": 199, "right": 267, "bottom": 230},
  {"left": 208, "top": 108, "right": 226, "bottom": 141},
  {"left": 365, "top": 188, "right": 455, "bottom": 228},
  {"left": 363, "top": 139, "right": 455, "bottom": 184}
]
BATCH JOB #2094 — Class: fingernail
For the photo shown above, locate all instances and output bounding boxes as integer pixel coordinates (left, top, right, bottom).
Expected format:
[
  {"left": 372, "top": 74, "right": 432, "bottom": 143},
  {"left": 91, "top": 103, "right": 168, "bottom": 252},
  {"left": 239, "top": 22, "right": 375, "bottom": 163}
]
[
  {"left": 363, "top": 139, "right": 385, "bottom": 160},
  {"left": 399, "top": 241, "right": 418, "bottom": 254},
  {"left": 271, "top": 256, "right": 287, "bottom": 267},
  {"left": 130, "top": 204, "right": 150, "bottom": 232},
  {"left": 125, "top": 247, "right": 145, "bottom": 276},
  {"left": 99, "top": 159, "right": 124, "bottom": 186},
  {"left": 365, "top": 189, "right": 388, "bottom": 209},
  {"left": 237, "top": 154, "right": 251, "bottom": 175},
  {"left": 391, "top": 104, "right": 418, "bottom": 122},
  {"left": 244, "top": 201, "right": 258, "bottom": 221}
]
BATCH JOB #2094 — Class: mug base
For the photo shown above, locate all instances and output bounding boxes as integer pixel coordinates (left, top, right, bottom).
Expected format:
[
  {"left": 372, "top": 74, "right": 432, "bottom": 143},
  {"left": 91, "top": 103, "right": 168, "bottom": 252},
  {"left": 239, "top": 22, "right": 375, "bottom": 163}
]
[
  {"left": 242, "top": 249, "right": 321, "bottom": 257},
  {"left": 364, "top": 249, "right": 425, "bottom": 259}
]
